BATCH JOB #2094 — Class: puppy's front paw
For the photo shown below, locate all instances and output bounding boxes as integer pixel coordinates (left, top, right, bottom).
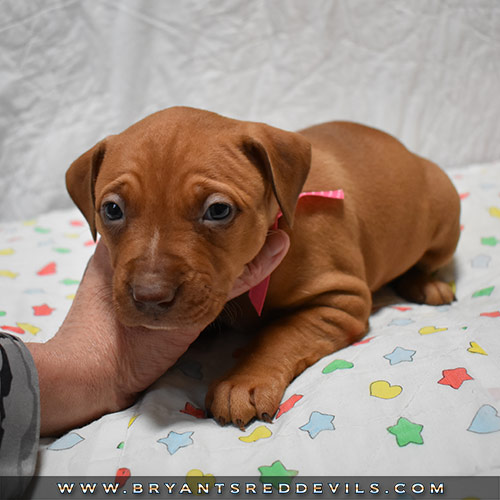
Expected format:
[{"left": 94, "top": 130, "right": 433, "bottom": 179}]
[{"left": 206, "top": 373, "right": 285, "bottom": 429}]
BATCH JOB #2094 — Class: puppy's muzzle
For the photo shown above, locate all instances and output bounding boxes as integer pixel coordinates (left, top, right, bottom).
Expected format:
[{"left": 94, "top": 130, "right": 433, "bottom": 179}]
[{"left": 130, "top": 274, "right": 179, "bottom": 314}]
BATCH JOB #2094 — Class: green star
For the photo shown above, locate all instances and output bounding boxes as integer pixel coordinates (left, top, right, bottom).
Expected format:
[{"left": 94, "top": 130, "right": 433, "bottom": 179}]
[
  {"left": 258, "top": 460, "right": 298, "bottom": 488},
  {"left": 387, "top": 417, "right": 423, "bottom": 447}
]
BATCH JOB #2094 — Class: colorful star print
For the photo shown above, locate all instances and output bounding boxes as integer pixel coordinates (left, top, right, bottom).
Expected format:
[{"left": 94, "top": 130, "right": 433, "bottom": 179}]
[
  {"left": 438, "top": 367, "right": 473, "bottom": 389},
  {"left": 157, "top": 431, "right": 194, "bottom": 455},
  {"left": 258, "top": 460, "right": 298, "bottom": 488},
  {"left": 300, "top": 411, "right": 335, "bottom": 438},
  {"left": 384, "top": 347, "right": 416, "bottom": 365},
  {"left": 32, "top": 303, "right": 55, "bottom": 316},
  {"left": 387, "top": 417, "right": 423, "bottom": 447}
]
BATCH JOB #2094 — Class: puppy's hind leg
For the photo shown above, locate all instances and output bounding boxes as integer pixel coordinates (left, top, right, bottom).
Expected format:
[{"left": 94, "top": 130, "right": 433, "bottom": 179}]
[
  {"left": 394, "top": 157, "right": 461, "bottom": 306},
  {"left": 393, "top": 267, "right": 455, "bottom": 305},
  {"left": 393, "top": 232, "right": 459, "bottom": 306}
]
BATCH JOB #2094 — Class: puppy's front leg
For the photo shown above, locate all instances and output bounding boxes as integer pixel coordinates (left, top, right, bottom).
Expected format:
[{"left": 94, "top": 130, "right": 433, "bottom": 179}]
[{"left": 206, "top": 276, "right": 371, "bottom": 428}]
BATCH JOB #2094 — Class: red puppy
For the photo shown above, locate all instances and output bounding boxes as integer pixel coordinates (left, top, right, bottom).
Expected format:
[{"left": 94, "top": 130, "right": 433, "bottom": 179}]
[{"left": 67, "top": 107, "right": 460, "bottom": 428}]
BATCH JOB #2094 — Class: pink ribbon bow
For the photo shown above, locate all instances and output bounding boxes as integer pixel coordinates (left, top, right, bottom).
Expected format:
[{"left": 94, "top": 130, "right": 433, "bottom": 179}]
[{"left": 248, "top": 189, "right": 345, "bottom": 315}]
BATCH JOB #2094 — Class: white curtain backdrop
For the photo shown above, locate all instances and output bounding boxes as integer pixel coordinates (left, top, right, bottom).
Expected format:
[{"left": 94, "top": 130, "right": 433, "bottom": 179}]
[{"left": 1, "top": 0, "right": 499, "bottom": 221}]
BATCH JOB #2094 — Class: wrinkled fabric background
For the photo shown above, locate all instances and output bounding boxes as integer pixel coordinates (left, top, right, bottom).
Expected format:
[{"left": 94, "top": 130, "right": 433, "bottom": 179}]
[
  {"left": 1, "top": 0, "right": 499, "bottom": 222},
  {"left": 1, "top": 1, "right": 500, "bottom": 480}
]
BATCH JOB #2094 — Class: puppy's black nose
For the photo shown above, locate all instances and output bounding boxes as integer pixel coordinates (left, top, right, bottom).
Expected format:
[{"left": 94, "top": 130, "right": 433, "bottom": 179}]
[{"left": 131, "top": 282, "right": 178, "bottom": 312}]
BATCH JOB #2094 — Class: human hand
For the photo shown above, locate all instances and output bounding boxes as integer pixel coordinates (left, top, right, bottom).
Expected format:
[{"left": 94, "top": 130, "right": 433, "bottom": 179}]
[{"left": 27, "top": 230, "right": 289, "bottom": 436}]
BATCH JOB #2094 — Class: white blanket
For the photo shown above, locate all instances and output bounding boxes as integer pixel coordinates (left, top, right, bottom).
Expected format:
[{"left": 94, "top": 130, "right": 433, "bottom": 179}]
[{"left": 1, "top": 162, "right": 499, "bottom": 479}]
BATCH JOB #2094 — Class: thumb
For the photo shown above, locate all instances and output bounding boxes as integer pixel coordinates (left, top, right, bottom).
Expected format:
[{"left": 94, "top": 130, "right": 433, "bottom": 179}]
[{"left": 228, "top": 230, "right": 290, "bottom": 300}]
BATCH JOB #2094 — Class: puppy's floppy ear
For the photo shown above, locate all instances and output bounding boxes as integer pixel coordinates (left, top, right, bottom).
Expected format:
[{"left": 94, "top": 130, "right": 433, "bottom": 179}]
[
  {"left": 242, "top": 123, "right": 311, "bottom": 227},
  {"left": 66, "top": 139, "right": 107, "bottom": 241}
]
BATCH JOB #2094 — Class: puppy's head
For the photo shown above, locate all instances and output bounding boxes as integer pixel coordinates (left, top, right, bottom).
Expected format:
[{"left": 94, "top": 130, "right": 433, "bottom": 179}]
[{"left": 66, "top": 107, "right": 310, "bottom": 330}]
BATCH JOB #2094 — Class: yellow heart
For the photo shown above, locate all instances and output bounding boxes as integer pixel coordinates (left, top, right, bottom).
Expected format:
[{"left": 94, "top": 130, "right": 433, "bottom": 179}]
[
  {"left": 419, "top": 326, "right": 448, "bottom": 335},
  {"left": 239, "top": 425, "right": 272, "bottom": 443},
  {"left": 186, "top": 470, "right": 216, "bottom": 495},
  {"left": 489, "top": 206, "right": 500, "bottom": 219},
  {"left": 370, "top": 380, "right": 402, "bottom": 399},
  {"left": 468, "top": 341, "right": 487, "bottom": 356}
]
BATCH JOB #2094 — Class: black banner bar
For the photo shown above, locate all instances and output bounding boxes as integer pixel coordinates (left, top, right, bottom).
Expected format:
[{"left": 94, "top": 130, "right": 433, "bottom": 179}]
[{"left": 1, "top": 476, "right": 498, "bottom": 500}]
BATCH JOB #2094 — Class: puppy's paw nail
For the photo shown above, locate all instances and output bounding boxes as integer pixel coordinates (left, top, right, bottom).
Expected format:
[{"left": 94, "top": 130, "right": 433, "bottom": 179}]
[
  {"left": 217, "top": 417, "right": 226, "bottom": 427},
  {"left": 236, "top": 419, "right": 246, "bottom": 430},
  {"left": 261, "top": 413, "right": 273, "bottom": 423}
]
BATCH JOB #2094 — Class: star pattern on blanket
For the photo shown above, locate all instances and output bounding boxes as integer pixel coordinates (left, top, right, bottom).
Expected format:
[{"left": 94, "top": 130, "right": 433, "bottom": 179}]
[
  {"left": 438, "top": 367, "right": 473, "bottom": 389},
  {"left": 157, "top": 431, "right": 194, "bottom": 455},
  {"left": 387, "top": 418, "right": 424, "bottom": 447},
  {"left": 384, "top": 347, "right": 416, "bottom": 365},
  {"left": 32, "top": 303, "right": 55, "bottom": 316},
  {"left": 300, "top": 411, "right": 335, "bottom": 438},
  {"left": 258, "top": 461, "right": 298, "bottom": 488}
]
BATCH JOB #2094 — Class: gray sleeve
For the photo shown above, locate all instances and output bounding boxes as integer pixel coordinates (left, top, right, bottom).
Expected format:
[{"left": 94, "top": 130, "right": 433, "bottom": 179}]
[{"left": 0, "top": 332, "right": 40, "bottom": 480}]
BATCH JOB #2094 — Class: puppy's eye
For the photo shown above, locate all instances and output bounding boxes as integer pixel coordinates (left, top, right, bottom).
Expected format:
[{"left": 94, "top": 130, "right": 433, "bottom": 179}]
[
  {"left": 102, "top": 202, "right": 123, "bottom": 221},
  {"left": 203, "top": 202, "right": 232, "bottom": 221}
]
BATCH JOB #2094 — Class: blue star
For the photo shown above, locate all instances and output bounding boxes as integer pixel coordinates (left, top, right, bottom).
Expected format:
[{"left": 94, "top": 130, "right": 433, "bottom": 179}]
[
  {"left": 157, "top": 431, "right": 194, "bottom": 455},
  {"left": 300, "top": 411, "right": 335, "bottom": 439},
  {"left": 384, "top": 347, "right": 416, "bottom": 365}
]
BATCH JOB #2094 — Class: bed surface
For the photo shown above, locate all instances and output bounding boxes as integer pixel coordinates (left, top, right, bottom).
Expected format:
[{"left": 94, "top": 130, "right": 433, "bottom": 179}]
[{"left": 1, "top": 162, "right": 499, "bottom": 479}]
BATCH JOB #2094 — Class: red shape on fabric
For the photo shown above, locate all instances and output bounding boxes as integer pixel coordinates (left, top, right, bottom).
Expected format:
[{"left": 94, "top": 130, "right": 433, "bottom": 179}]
[
  {"left": 115, "top": 468, "right": 131, "bottom": 489},
  {"left": 276, "top": 394, "right": 303, "bottom": 419},
  {"left": 32, "top": 304, "right": 55, "bottom": 316},
  {"left": 37, "top": 262, "right": 56, "bottom": 276},
  {"left": 180, "top": 402, "right": 206, "bottom": 419},
  {"left": 353, "top": 336, "right": 375, "bottom": 346},
  {"left": 438, "top": 367, "right": 473, "bottom": 389},
  {"left": 480, "top": 311, "right": 500, "bottom": 318},
  {"left": 1, "top": 325, "right": 24, "bottom": 334}
]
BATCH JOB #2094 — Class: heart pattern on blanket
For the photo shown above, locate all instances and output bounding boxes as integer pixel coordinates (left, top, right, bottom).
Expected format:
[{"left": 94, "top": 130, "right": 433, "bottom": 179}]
[
  {"left": 468, "top": 341, "right": 487, "bottom": 355},
  {"left": 370, "top": 380, "right": 402, "bottom": 399},
  {"left": 322, "top": 359, "right": 354, "bottom": 374},
  {"left": 419, "top": 326, "right": 448, "bottom": 335},
  {"left": 468, "top": 405, "right": 500, "bottom": 434},
  {"left": 186, "top": 470, "right": 216, "bottom": 492},
  {"left": 239, "top": 425, "right": 272, "bottom": 443}
]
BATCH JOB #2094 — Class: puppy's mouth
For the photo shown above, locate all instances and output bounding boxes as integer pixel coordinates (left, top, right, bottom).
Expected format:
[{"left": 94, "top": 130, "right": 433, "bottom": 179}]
[{"left": 115, "top": 281, "right": 227, "bottom": 331}]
